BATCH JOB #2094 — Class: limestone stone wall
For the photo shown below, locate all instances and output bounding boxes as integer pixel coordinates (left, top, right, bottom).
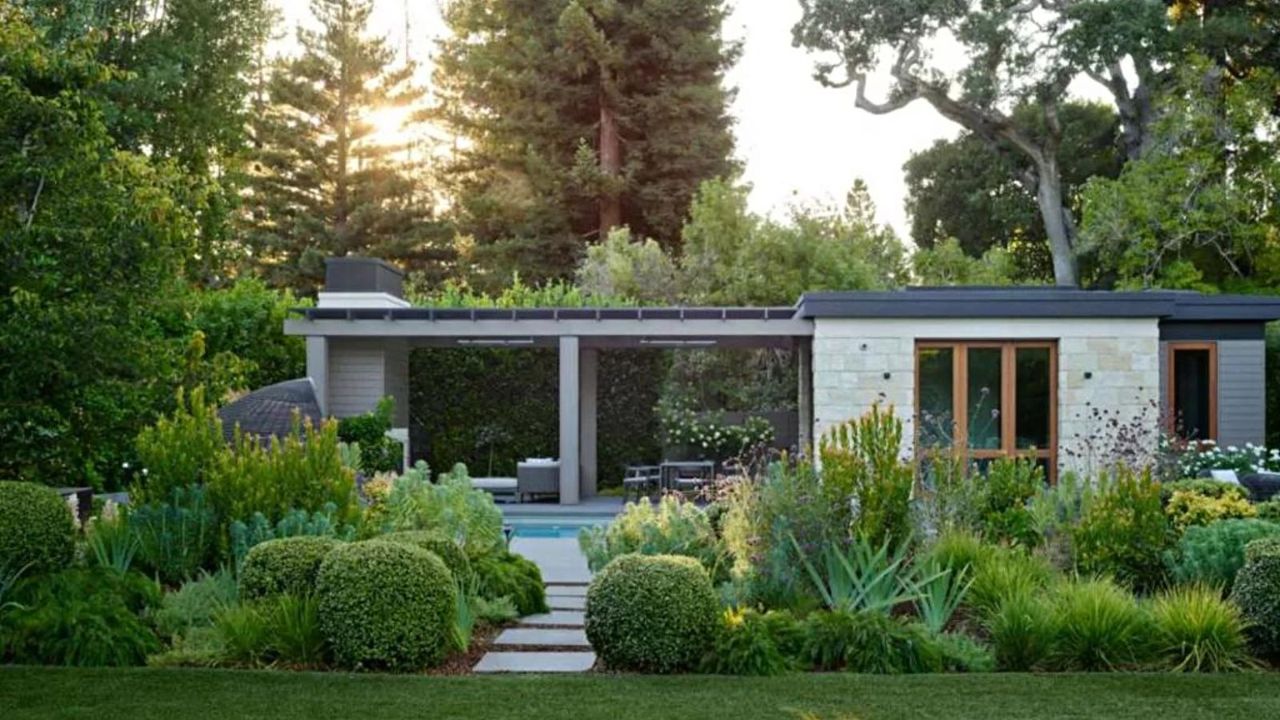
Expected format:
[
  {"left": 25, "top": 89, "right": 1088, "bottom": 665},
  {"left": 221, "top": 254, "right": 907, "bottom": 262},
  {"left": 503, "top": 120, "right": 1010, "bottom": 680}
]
[{"left": 811, "top": 317, "right": 1161, "bottom": 477}]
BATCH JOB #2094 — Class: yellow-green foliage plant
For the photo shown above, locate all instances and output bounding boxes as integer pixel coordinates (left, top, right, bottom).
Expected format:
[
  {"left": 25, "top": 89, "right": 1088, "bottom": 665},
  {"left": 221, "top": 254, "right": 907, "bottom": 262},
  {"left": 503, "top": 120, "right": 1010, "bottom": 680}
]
[
  {"left": 819, "top": 405, "right": 914, "bottom": 545},
  {"left": 578, "top": 495, "right": 724, "bottom": 577},
  {"left": 1150, "top": 584, "right": 1254, "bottom": 672},
  {"left": 1072, "top": 466, "right": 1170, "bottom": 592},
  {"left": 207, "top": 418, "right": 357, "bottom": 530},
  {"left": 1165, "top": 489, "right": 1257, "bottom": 532},
  {"left": 134, "top": 387, "right": 225, "bottom": 504}
]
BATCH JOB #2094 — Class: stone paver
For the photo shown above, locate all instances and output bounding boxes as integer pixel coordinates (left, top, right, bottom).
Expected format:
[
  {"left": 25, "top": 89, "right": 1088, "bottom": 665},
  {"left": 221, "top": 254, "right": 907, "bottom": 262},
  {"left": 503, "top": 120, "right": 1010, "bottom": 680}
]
[
  {"left": 494, "top": 627, "right": 589, "bottom": 648},
  {"left": 544, "top": 584, "right": 588, "bottom": 597},
  {"left": 547, "top": 594, "right": 585, "bottom": 610},
  {"left": 510, "top": 537, "right": 592, "bottom": 584},
  {"left": 474, "top": 652, "right": 597, "bottom": 673},
  {"left": 521, "top": 610, "right": 585, "bottom": 627}
]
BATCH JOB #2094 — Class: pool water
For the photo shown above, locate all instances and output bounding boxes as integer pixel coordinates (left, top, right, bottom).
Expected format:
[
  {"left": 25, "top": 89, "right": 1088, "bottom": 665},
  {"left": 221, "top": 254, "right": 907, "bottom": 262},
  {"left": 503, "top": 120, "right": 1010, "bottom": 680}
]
[{"left": 505, "top": 517, "right": 610, "bottom": 539}]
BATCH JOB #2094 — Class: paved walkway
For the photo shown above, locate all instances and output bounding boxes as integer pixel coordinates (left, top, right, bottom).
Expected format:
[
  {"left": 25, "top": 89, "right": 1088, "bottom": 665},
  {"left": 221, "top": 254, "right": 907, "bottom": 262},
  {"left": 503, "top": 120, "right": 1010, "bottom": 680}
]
[{"left": 473, "top": 537, "right": 596, "bottom": 674}]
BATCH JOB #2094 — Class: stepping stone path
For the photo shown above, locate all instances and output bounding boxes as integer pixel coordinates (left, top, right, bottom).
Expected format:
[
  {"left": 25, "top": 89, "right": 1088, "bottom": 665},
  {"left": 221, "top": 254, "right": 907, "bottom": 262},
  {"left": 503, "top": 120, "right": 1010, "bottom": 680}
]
[
  {"left": 474, "top": 536, "right": 598, "bottom": 674},
  {"left": 475, "top": 583, "right": 593, "bottom": 673}
]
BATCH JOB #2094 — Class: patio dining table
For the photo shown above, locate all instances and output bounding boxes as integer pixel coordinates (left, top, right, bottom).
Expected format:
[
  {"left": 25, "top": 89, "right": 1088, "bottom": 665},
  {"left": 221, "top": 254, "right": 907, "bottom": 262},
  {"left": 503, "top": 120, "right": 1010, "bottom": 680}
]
[{"left": 658, "top": 460, "right": 715, "bottom": 491}]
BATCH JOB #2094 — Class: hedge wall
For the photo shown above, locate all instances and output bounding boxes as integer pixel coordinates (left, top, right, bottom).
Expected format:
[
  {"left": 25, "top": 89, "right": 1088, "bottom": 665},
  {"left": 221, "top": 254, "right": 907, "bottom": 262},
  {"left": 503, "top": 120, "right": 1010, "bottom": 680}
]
[{"left": 409, "top": 348, "right": 665, "bottom": 488}]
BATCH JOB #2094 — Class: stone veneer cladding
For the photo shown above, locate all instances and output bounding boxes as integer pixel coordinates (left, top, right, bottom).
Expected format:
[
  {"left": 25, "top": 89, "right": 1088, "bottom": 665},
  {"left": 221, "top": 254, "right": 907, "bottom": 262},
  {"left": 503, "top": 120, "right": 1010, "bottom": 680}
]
[{"left": 812, "top": 317, "right": 1160, "bottom": 477}]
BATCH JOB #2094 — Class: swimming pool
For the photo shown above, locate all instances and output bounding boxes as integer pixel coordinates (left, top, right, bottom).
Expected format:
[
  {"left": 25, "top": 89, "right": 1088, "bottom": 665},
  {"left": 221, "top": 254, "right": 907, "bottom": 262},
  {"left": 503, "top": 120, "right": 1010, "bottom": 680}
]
[{"left": 504, "top": 516, "right": 611, "bottom": 539}]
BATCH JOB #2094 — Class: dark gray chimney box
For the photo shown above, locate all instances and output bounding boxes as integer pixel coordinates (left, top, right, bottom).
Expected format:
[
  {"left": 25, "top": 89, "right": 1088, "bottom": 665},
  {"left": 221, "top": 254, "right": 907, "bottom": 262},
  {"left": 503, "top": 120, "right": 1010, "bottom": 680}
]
[{"left": 324, "top": 257, "right": 404, "bottom": 297}]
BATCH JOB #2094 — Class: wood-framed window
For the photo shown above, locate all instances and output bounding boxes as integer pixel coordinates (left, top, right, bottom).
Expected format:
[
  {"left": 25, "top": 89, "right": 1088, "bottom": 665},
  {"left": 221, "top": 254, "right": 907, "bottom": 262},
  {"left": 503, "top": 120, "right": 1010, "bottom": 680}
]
[
  {"left": 915, "top": 340, "right": 1058, "bottom": 479},
  {"left": 1166, "top": 342, "right": 1218, "bottom": 442}
]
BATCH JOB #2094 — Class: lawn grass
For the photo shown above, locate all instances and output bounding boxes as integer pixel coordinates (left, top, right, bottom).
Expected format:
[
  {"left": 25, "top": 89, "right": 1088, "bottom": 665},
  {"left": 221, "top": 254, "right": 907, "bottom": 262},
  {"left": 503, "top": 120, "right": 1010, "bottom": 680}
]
[{"left": 4, "top": 667, "right": 1280, "bottom": 720}]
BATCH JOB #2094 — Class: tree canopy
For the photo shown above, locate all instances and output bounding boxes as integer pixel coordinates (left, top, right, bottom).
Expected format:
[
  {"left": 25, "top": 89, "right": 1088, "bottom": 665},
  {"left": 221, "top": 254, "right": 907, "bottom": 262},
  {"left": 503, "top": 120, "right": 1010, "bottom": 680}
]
[
  {"left": 434, "top": 0, "right": 740, "bottom": 287},
  {"left": 241, "top": 0, "right": 450, "bottom": 292}
]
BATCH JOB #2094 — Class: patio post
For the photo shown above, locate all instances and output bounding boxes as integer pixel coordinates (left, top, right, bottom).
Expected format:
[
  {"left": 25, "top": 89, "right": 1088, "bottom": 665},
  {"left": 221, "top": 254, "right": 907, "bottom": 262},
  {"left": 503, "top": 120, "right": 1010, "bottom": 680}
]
[
  {"left": 798, "top": 338, "right": 813, "bottom": 454},
  {"left": 580, "top": 346, "right": 598, "bottom": 499},
  {"left": 559, "top": 336, "right": 581, "bottom": 504},
  {"left": 306, "top": 337, "right": 328, "bottom": 415}
]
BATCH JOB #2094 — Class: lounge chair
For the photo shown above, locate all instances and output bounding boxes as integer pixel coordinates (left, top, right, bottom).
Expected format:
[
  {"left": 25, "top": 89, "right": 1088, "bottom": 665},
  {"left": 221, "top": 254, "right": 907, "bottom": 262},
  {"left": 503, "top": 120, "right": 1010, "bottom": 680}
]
[{"left": 517, "top": 459, "right": 560, "bottom": 502}]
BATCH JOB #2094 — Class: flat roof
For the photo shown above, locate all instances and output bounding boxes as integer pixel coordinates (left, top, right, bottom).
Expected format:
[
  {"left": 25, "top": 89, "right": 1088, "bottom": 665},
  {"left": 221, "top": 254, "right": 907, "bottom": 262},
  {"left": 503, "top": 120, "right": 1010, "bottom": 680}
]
[
  {"left": 797, "top": 287, "right": 1280, "bottom": 322},
  {"left": 285, "top": 305, "right": 811, "bottom": 348},
  {"left": 284, "top": 288, "right": 1280, "bottom": 345}
]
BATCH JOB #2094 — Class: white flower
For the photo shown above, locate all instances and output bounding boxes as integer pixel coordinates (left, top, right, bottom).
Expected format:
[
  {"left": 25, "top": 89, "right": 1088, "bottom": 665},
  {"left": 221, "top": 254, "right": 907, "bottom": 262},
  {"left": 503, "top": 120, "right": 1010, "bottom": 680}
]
[{"left": 1227, "top": 446, "right": 1238, "bottom": 453}]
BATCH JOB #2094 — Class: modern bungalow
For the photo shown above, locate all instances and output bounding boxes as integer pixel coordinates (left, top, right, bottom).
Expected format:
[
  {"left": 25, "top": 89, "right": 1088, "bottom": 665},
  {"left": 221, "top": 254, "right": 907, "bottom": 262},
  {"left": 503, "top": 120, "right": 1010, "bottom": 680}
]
[{"left": 282, "top": 257, "right": 1280, "bottom": 503}]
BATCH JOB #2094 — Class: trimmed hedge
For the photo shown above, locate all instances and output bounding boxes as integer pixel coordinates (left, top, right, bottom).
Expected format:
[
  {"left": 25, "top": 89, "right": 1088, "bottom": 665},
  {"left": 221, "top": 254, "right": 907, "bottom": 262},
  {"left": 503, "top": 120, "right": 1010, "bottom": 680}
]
[
  {"left": 381, "top": 531, "right": 473, "bottom": 585},
  {"left": 238, "top": 536, "right": 343, "bottom": 600},
  {"left": 585, "top": 554, "right": 718, "bottom": 672},
  {"left": 0, "top": 481, "right": 75, "bottom": 575},
  {"left": 316, "top": 540, "right": 456, "bottom": 670},
  {"left": 1231, "top": 536, "right": 1280, "bottom": 659},
  {"left": 474, "top": 551, "right": 548, "bottom": 615}
]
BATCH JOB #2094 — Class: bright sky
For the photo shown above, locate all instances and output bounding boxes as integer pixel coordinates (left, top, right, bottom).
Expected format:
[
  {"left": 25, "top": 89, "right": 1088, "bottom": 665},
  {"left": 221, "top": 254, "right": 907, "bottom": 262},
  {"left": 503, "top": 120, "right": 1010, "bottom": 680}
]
[{"left": 273, "top": 1, "right": 1109, "bottom": 240}]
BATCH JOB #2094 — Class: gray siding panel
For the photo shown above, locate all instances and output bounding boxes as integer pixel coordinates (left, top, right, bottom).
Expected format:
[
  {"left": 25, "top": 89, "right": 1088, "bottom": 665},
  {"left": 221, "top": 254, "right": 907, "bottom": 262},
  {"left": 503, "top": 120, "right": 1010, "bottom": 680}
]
[
  {"left": 1218, "top": 340, "right": 1266, "bottom": 446},
  {"left": 328, "top": 341, "right": 387, "bottom": 418}
]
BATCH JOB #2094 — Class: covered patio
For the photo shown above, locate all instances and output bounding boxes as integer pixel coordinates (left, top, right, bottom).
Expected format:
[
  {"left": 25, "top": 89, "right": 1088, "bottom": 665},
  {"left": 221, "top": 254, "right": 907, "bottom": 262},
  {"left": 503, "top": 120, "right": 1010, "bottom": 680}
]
[{"left": 285, "top": 258, "right": 814, "bottom": 504}]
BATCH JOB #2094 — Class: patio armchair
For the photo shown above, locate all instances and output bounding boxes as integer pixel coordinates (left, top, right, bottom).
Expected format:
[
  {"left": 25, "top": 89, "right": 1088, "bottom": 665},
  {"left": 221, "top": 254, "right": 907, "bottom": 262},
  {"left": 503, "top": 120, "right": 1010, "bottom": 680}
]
[{"left": 517, "top": 459, "right": 560, "bottom": 503}]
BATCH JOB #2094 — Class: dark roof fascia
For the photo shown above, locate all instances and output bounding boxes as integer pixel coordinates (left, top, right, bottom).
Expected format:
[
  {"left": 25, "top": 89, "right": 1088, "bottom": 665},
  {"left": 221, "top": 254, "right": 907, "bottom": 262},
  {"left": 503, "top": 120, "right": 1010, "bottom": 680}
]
[
  {"left": 798, "top": 289, "right": 1280, "bottom": 322},
  {"left": 797, "top": 289, "right": 1174, "bottom": 319},
  {"left": 290, "top": 306, "right": 802, "bottom": 322}
]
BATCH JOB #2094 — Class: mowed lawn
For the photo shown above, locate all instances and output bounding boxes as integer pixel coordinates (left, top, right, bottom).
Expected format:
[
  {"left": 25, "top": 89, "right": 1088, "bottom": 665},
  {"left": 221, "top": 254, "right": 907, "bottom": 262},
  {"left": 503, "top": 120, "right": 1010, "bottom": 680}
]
[{"left": 4, "top": 667, "right": 1280, "bottom": 720}]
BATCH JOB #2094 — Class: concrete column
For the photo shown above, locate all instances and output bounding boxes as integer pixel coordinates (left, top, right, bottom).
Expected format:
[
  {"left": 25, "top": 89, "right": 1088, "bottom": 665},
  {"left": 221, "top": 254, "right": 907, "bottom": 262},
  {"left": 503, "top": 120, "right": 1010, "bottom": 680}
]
[
  {"left": 306, "top": 337, "right": 329, "bottom": 415},
  {"left": 559, "top": 336, "right": 581, "bottom": 505},
  {"left": 798, "top": 339, "right": 814, "bottom": 455},
  {"left": 579, "top": 347, "right": 598, "bottom": 499}
]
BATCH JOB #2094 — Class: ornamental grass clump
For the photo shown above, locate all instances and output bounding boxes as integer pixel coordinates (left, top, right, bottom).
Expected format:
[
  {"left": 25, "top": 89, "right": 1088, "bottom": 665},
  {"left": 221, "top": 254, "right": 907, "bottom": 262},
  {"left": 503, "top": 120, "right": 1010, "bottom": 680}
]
[
  {"left": 966, "top": 547, "right": 1054, "bottom": 619},
  {"left": 1150, "top": 584, "right": 1253, "bottom": 672},
  {"left": 585, "top": 554, "right": 718, "bottom": 673},
  {"left": 1045, "top": 577, "right": 1155, "bottom": 671},
  {"left": 0, "top": 481, "right": 75, "bottom": 576},
  {"left": 315, "top": 540, "right": 456, "bottom": 670},
  {"left": 799, "top": 609, "right": 942, "bottom": 674},
  {"left": 985, "top": 590, "right": 1057, "bottom": 671}
]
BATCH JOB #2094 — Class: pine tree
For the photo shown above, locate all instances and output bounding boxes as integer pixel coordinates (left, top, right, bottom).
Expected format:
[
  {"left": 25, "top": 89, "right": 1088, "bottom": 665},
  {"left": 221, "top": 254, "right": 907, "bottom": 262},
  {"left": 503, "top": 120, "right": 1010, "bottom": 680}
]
[
  {"left": 242, "top": 0, "right": 449, "bottom": 292},
  {"left": 434, "top": 0, "right": 739, "bottom": 287}
]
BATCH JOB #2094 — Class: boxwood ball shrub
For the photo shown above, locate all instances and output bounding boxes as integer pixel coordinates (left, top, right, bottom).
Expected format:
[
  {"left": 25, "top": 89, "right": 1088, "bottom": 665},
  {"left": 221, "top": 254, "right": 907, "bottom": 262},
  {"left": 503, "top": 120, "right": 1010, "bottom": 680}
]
[
  {"left": 239, "top": 536, "right": 343, "bottom": 600},
  {"left": 585, "top": 554, "right": 718, "bottom": 672},
  {"left": 381, "top": 530, "right": 473, "bottom": 585},
  {"left": 316, "top": 540, "right": 456, "bottom": 670},
  {"left": 1230, "top": 536, "right": 1280, "bottom": 659},
  {"left": 0, "top": 481, "right": 75, "bottom": 575}
]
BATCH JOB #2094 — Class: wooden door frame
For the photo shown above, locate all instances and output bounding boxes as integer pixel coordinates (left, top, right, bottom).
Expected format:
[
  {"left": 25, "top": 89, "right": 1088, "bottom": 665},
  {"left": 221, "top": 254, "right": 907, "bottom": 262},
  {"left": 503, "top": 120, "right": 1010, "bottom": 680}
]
[{"left": 1165, "top": 341, "right": 1218, "bottom": 442}]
